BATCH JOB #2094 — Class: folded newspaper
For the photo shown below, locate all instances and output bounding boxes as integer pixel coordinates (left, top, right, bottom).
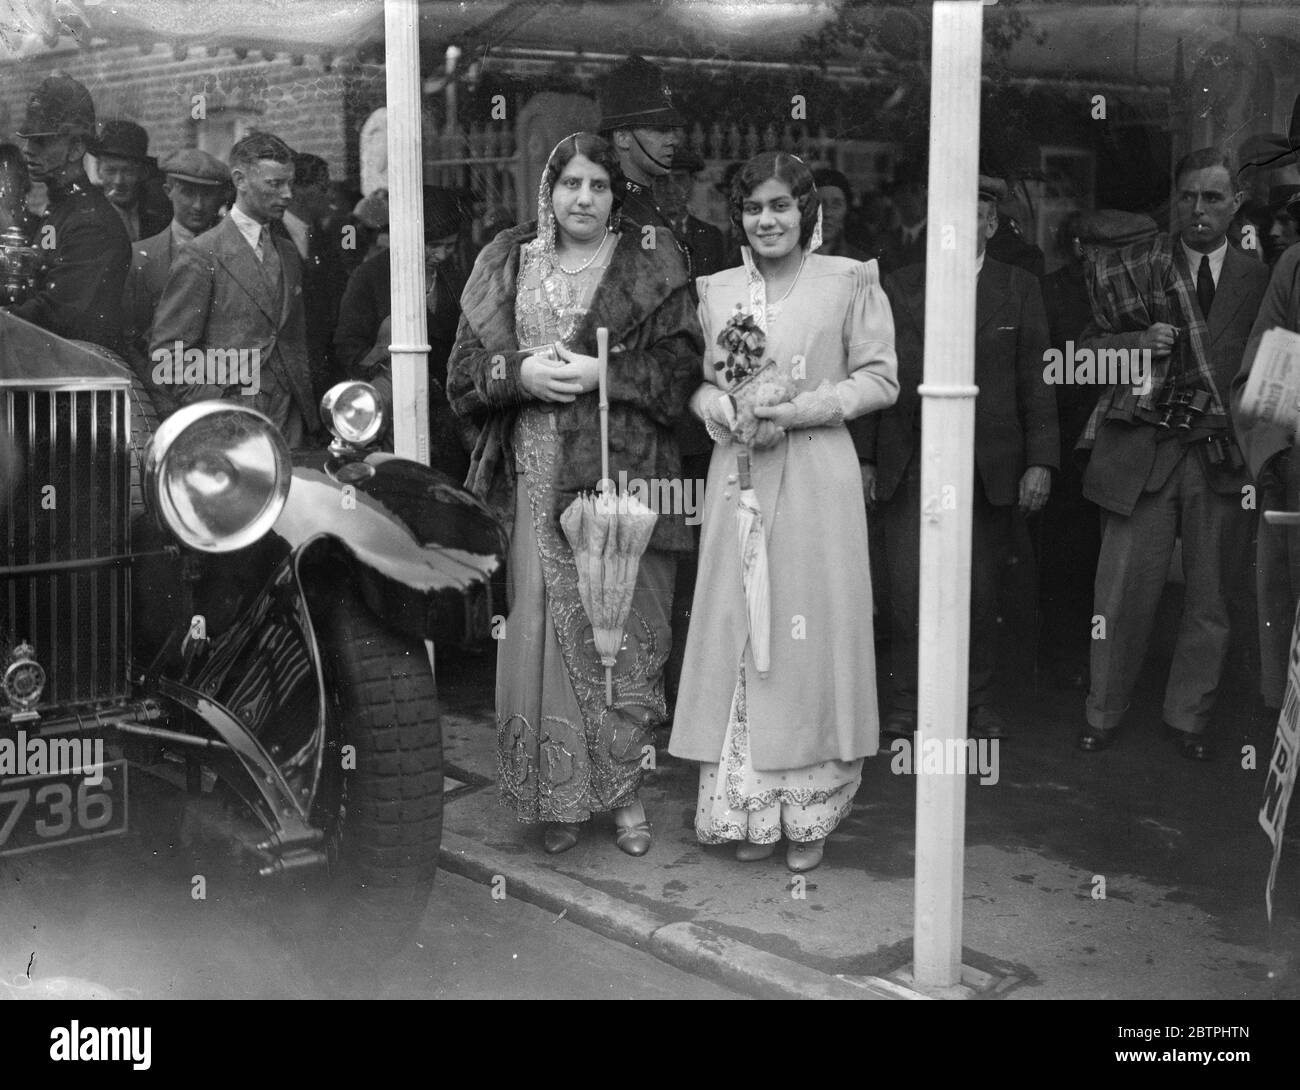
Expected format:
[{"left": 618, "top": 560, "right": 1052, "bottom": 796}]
[
  {"left": 1240, "top": 327, "right": 1300, "bottom": 528},
  {"left": 1240, "top": 326, "right": 1300, "bottom": 435}
]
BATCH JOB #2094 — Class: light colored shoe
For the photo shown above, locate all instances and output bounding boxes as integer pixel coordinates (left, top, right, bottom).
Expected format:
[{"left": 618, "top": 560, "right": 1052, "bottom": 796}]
[
  {"left": 735, "top": 841, "right": 776, "bottom": 862},
  {"left": 613, "top": 802, "right": 651, "bottom": 856},
  {"left": 786, "top": 837, "right": 825, "bottom": 873}
]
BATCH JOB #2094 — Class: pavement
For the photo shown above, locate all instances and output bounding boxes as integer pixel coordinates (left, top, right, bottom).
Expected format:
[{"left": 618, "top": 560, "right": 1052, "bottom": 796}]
[{"left": 434, "top": 585, "right": 1300, "bottom": 1001}]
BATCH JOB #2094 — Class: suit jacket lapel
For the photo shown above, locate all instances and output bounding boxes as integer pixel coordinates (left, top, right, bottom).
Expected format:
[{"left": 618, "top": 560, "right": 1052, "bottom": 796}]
[
  {"left": 1207, "top": 246, "right": 1253, "bottom": 344},
  {"left": 976, "top": 258, "right": 1007, "bottom": 336},
  {"left": 213, "top": 217, "right": 277, "bottom": 322},
  {"left": 274, "top": 235, "right": 297, "bottom": 330},
  {"left": 147, "top": 232, "right": 173, "bottom": 292}
]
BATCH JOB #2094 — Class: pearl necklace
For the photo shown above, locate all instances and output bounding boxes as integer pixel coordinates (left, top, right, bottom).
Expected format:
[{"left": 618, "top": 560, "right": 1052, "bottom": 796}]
[{"left": 556, "top": 227, "right": 610, "bottom": 275}]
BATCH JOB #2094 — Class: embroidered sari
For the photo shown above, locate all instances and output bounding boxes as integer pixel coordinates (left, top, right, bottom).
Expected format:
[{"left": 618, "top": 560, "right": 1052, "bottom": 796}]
[{"left": 495, "top": 236, "right": 674, "bottom": 824}]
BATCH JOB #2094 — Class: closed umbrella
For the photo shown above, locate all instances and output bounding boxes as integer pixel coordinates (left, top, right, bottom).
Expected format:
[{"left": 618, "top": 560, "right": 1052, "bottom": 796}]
[
  {"left": 560, "top": 329, "right": 658, "bottom": 705},
  {"left": 735, "top": 448, "right": 771, "bottom": 677}
]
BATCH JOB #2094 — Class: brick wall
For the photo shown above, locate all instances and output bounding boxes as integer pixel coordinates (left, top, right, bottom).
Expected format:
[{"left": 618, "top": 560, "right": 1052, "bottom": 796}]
[{"left": 0, "top": 43, "right": 386, "bottom": 184}]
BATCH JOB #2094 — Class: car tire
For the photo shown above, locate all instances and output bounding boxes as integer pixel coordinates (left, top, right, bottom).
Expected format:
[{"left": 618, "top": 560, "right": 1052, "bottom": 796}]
[{"left": 302, "top": 583, "right": 443, "bottom": 971}]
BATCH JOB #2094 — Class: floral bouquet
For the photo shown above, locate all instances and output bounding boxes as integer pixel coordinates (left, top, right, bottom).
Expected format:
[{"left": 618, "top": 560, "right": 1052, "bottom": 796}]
[{"left": 714, "top": 305, "right": 794, "bottom": 444}]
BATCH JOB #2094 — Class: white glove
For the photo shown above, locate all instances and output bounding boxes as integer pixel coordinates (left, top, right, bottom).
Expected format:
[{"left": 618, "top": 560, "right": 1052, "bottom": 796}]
[{"left": 692, "top": 385, "right": 737, "bottom": 443}]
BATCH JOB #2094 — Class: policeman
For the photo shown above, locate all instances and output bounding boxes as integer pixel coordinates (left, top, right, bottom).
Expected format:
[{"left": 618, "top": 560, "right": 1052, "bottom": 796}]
[
  {"left": 10, "top": 75, "right": 130, "bottom": 352},
  {"left": 597, "top": 55, "right": 686, "bottom": 264}
]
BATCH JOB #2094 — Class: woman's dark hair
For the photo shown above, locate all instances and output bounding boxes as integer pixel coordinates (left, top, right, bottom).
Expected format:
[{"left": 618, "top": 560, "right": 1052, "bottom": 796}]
[
  {"left": 729, "top": 151, "right": 819, "bottom": 248},
  {"left": 545, "top": 132, "right": 625, "bottom": 220}
]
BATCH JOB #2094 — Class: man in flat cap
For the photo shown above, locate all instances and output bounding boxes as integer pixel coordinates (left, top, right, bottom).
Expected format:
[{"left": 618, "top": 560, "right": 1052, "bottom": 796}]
[
  {"left": 598, "top": 55, "right": 687, "bottom": 267},
  {"left": 1079, "top": 148, "right": 1267, "bottom": 761},
  {"left": 334, "top": 185, "right": 474, "bottom": 480},
  {"left": 1037, "top": 209, "right": 1159, "bottom": 690},
  {"left": 860, "top": 173, "right": 1058, "bottom": 740},
  {"left": 121, "top": 148, "right": 231, "bottom": 413},
  {"left": 93, "top": 119, "right": 169, "bottom": 243},
  {"left": 1232, "top": 187, "right": 1300, "bottom": 724},
  {"left": 8, "top": 74, "right": 130, "bottom": 352},
  {"left": 151, "top": 131, "right": 315, "bottom": 444}
]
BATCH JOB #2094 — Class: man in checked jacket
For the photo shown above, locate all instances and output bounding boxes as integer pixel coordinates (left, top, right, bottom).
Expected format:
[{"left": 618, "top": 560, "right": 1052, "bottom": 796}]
[{"left": 1077, "top": 148, "right": 1268, "bottom": 761}]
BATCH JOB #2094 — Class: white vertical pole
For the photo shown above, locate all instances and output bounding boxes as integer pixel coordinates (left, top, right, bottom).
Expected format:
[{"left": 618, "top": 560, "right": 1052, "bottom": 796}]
[
  {"left": 384, "top": 0, "right": 431, "bottom": 464},
  {"left": 913, "top": 0, "right": 983, "bottom": 989}
]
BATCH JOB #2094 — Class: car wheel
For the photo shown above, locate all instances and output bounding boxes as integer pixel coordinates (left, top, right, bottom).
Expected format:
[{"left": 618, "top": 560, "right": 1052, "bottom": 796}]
[{"left": 304, "top": 584, "right": 443, "bottom": 968}]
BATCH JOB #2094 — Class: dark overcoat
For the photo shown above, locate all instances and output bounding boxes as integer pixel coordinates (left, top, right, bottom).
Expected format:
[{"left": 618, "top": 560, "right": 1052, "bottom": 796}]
[
  {"left": 854, "top": 257, "right": 1060, "bottom": 503},
  {"left": 11, "top": 173, "right": 130, "bottom": 353}
]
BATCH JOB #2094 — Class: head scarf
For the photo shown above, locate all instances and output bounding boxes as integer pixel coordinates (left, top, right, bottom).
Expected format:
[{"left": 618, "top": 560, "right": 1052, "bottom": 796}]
[{"left": 524, "top": 130, "right": 609, "bottom": 275}]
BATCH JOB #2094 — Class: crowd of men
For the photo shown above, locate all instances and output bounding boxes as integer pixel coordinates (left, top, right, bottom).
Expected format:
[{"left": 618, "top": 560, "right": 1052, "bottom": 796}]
[{"left": 5, "top": 61, "right": 1300, "bottom": 763}]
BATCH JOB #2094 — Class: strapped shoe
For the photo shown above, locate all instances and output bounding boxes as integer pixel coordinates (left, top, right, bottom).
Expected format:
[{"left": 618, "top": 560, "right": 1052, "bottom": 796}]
[
  {"left": 786, "top": 837, "right": 826, "bottom": 873},
  {"left": 612, "top": 803, "right": 652, "bottom": 856},
  {"left": 543, "top": 821, "right": 581, "bottom": 855}
]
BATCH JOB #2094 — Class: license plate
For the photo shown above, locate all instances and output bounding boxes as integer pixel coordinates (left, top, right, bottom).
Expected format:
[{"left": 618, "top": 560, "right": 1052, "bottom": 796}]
[{"left": 0, "top": 760, "right": 128, "bottom": 857}]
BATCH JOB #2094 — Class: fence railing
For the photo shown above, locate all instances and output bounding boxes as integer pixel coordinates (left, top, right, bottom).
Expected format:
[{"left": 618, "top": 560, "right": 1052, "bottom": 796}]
[{"left": 424, "top": 120, "right": 519, "bottom": 221}]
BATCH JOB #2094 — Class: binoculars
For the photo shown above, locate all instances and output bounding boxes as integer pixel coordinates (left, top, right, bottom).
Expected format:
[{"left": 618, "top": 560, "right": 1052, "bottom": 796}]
[{"left": 1155, "top": 386, "right": 1212, "bottom": 432}]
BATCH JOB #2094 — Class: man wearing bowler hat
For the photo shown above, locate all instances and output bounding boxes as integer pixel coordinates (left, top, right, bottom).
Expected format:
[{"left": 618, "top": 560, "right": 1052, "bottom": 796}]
[
  {"left": 121, "top": 148, "right": 231, "bottom": 413},
  {"left": 8, "top": 74, "right": 130, "bottom": 352},
  {"left": 93, "top": 119, "right": 169, "bottom": 243},
  {"left": 598, "top": 55, "right": 686, "bottom": 266}
]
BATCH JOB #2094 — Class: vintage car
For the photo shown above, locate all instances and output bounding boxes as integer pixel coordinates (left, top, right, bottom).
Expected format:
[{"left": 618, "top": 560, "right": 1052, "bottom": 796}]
[{"left": 0, "top": 310, "right": 505, "bottom": 941}]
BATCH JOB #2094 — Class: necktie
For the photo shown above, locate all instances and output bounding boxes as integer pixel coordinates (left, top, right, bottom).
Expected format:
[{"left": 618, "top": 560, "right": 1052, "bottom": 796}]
[
  {"left": 1196, "top": 254, "right": 1214, "bottom": 318},
  {"left": 258, "top": 225, "right": 282, "bottom": 290}
]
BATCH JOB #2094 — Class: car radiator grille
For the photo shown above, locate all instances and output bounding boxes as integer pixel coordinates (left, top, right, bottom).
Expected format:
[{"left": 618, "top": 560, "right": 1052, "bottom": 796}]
[{"left": 2, "top": 387, "right": 131, "bottom": 708}]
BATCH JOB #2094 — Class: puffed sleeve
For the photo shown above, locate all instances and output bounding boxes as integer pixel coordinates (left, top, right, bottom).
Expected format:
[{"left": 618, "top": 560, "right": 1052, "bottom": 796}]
[{"left": 837, "top": 259, "right": 899, "bottom": 421}]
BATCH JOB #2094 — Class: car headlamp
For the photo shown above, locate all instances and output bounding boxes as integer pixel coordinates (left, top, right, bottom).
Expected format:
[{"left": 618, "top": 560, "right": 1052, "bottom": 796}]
[
  {"left": 143, "top": 402, "right": 291, "bottom": 553},
  {"left": 320, "top": 381, "right": 384, "bottom": 449}
]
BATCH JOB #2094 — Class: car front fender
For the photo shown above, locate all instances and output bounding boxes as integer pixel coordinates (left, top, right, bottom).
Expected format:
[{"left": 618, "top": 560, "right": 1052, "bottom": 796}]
[{"left": 273, "top": 450, "right": 506, "bottom": 646}]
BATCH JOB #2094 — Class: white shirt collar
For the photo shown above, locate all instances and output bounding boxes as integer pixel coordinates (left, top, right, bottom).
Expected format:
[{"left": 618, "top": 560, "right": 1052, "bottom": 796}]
[
  {"left": 975, "top": 250, "right": 986, "bottom": 275},
  {"left": 901, "top": 218, "right": 926, "bottom": 245},
  {"left": 170, "top": 219, "right": 196, "bottom": 245},
  {"left": 229, "top": 203, "right": 265, "bottom": 253},
  {"left": 1180, "top": 238, "right": 1227, "bottom": 286}
]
